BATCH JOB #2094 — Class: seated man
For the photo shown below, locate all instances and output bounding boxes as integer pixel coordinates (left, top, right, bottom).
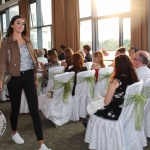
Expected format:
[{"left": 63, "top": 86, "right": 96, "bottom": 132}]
[
  {"left": 58, "top": 45, "right": 66, "bottom": 61},
  {"left": 83, "top": 45, "right": 92, "bottom": 62},
  {"left": 133, "top": 51, "right": 150, "bottom": 81}
]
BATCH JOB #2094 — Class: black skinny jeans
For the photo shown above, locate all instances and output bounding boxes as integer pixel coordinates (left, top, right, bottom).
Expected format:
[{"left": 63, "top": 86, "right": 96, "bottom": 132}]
[{"left": 7, "top": 69, "right": 43, "bottom": 141}]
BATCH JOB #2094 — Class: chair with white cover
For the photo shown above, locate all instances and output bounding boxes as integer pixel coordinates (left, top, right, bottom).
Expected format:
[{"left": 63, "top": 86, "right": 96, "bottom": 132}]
[
  {"left": 38, "top": 72, "right": 75, "bottom": 126},
  {"left": 0, "top": 73, "right": 9, "bottom": 101},
  {"left": 85, "top": 80, "right": 147, "bottom": 150},
  {"left": 37, "top": 73, "right": 43, "bottom": 96},
  {"left": 94, "top": 67, "right": 114, "bottom": 97},
  {"left": 84, "top": 62, "right": 93, "bottom": 70},
  {"left": 142, "top": 78, "right": 150, "bottom": 138},
  {"left": 71, "top": 70, "right": 95, "bottom": 121},
  {"left": 42, "top": 66, "right": 65, "bottom": 94}
]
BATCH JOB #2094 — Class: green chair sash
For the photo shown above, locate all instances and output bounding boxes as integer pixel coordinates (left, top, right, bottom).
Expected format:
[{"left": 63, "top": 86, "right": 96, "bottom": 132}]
[
  {"left": 49, "top": 71, "right": 63, "bottom": 80},
  {"left": 142, "top": 86, "right": 150, "bottom": 99},
  {"left": 98, "top": 73, "right": 112, "bottom": 88},
  {"left": 77, "top": 76, "right": 95, "bottom": 99},
  {"left": 124, "top": 92, "right": 146, "bottom": 131},
  {"left": 54, "top": 76, "right": 74, "bottom": 104},
  {"left": 37, "top": 76, "right": 43, "bottom": 96}
]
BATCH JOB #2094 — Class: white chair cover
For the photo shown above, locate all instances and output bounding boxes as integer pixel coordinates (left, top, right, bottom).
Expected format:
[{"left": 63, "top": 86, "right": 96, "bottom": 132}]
[
  {"left": 94, "top": 67, "right": 114, "bottom": 97},
  {"left": 85, "top": 80, "right": 147, "bottom": 150},
  {"left": 38, "top": 72, "right": 75, "bottom": 126},
  {"left": 0, "top": 74, "right": 9, "bottom": 101},
  {"left": 0, "top": 85, "right": 9, "bottom": 101},
  {"left": 84, "top": 62, "right": 93, "bottom": 70},
  {"left": 142, "top": 78, "right": 150, "bottom": 138},
  {"left": 43, "top": 66, "right": 65, "bottom": 94},
  {"left": 19, "top": 90, "right": 29, "bottom": 113},
  {"left": 71, "top": 70, "right": 95, "bottom": 121},
  {"left": 37, "top": 73, "right": 43, "bottom": 96}
]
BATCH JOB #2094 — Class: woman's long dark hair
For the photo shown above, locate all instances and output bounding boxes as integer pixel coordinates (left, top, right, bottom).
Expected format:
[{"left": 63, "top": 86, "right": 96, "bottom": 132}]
[
  {"left": 5, "top": 15, "right": 27, "bottom": 38},
  {"left": 111, "top": 55, "right": 139, "bottom": 83}
]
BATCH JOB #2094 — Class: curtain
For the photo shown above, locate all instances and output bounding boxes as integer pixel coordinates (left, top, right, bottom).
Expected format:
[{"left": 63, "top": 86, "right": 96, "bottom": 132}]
[
  {"left": 18, "top": 0, "right": 30, "bottom": 38},
  {"left": 131, "top": 0, "right": 148, "bottom": 51},
  {"left": 52, "top": 0, "right": 80, "bottom": 52}
]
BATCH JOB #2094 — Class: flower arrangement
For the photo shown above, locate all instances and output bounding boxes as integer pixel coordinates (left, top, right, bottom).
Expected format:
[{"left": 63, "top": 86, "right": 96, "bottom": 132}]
[{"left": 101, "top": 48, "right": 109, "bottom": 56}]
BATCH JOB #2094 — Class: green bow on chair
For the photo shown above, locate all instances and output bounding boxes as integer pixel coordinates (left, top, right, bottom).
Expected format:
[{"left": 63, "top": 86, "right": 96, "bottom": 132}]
[
  {"left": 124, "top": 92, "right": 146, "bottom": 131},
  {"left": 37, "top": 76, "right": 43, "bottom": 96},
  {"left": 98, "top": 73, "right": 112, "bottom": 89},
  {"left": 77, "top": 76, "right": 95, "bottom": 99},
  {"left": 142, "top": 86, "right": 150, "bottom": 99},
  {"left": 49, "top": 71, "right": 63, "bottom": 80},
  {"left": 54, "top": 76, "right": 74, "bottom": 104}
]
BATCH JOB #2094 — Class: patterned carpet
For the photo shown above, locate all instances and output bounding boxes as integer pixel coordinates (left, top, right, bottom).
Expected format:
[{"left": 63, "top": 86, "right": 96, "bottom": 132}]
[{"left": 0, "top": 100, "right": 150, "bottom": 150}]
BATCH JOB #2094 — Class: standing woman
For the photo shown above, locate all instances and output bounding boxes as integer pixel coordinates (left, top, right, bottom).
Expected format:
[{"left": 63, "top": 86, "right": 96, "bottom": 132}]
[{"left": 0, "top": 15, "right": 51, "bottom": 150}]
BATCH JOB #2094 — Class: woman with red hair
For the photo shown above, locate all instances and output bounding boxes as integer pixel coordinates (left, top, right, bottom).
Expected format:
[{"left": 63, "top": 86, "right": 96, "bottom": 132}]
[{"left": 68, "top": 52, "right": 87, "bottom": 95}]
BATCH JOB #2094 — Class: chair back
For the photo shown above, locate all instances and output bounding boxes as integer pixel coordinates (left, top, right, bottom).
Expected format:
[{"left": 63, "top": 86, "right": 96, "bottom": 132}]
[
  {"left": 119, "top": 80, "right": 144, "bottom": 125},
  {"left": 76, "top": 70, "right": 95, "bottom": 99},
  {"left": 53, "top": 72, "right": 75, "bottom": 103},
  {"left": 46, "top": 66, "right": 65, "bottom": 92},
  {"left": 94, "top": 67, "right": 114, "bottom": 97},
  {"left": 84, "top": 62, "right": 92, "bottom": 70}
]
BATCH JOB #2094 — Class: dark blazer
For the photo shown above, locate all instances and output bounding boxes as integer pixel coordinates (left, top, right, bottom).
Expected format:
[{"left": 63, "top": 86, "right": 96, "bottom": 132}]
[
  {"left": 58, "top": 53, "right": 65, "bottom": 61},
  {"left": 85, "top": 53, "right": 92, "bottom": 62}
]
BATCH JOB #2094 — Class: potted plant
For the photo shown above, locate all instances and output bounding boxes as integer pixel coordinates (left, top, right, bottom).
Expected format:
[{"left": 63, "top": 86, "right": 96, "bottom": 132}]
[{"left": 101, "top": 48, "right": 109, "bottom": 56}]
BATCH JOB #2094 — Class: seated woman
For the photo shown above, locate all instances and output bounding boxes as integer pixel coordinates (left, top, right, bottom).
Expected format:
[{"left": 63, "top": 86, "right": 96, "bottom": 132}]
[
  {"left": 109, "top": 46, "right": 126, "bottom": 67},
  {"left": 91, "top": 51, "right": 106, "bottom": 82},
  {"left": 40, "top": 50, "right": 60, "bottom": 91},
  {"left": 78, "top": 50, "right": 87, "bottom": 63},
  {"left": 68, "top": 53, "right": 87, "bottom": 96},
  {"left": 128, "top": 46, "right": 138, "bottom": 59},
  {"left": 83, "top": 55, "right": 138, "bottom": 127},
  {"left": 61, "top": 47, "right": 74, "bottom": 72}
]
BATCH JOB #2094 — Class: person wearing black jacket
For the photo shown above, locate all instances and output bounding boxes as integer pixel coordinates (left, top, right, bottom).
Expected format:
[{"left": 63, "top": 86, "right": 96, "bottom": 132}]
[{"left": 83, "top": 45, "right": 92, "bottom": 62}]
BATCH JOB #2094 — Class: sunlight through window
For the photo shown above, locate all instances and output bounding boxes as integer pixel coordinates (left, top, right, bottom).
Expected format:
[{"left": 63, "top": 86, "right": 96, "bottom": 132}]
[{"left": 95, "top": 0, "right": 130, "bottom": 16}]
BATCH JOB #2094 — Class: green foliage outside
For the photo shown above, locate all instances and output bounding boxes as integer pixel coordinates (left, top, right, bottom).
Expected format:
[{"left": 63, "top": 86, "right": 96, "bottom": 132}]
[{"left": 80, "top": 39, "right": 130, "bottom": 51}]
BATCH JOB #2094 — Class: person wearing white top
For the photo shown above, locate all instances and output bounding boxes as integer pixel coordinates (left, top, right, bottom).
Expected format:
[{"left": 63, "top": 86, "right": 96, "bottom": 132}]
[
  {"left": 37, "top": 48, "right": 48, "bottom": 64},
  {"left": 133, "top": 51, "right": 150, "bottom": 82}
]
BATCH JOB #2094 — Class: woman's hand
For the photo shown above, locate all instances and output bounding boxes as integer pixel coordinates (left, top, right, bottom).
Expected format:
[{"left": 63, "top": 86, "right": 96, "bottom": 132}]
[
  {"left": 0, "top": 81, "right": 2, "bottom": 91},
  {"left": 61, "top": 61, "right": 67, "bottom": 68},
  {"left": 35, "top": 81, "right": 38, "bottom": 88},
  {"left": 40, "top": 62, "right": 44, "bottom": 69}
]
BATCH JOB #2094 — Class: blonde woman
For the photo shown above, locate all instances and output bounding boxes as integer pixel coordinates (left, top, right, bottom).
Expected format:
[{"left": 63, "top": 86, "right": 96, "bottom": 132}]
[
  {"left": 40, "top": 50, "right": 60, "bottom": 90},
  {"left": 61, "top": 47, "right": 74, "bottom": 72},
  {"left": 91, "top": 50, "right": 106, "bottom": 82}
]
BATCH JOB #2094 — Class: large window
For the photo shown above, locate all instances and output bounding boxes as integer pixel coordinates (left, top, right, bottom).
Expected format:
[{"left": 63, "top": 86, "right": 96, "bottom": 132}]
[
  {"left": 30, "top": 0, "right": 52, "bottom": 49},
  {"left": 79, "top": 0, "right": 131, "bottom": 60},
  {"left": 9, "top": 5, "right": 19, "bottom": 21},
  {"left": 42, "top": 27, "right": 51, "bottom": 49},
  {"left": 98, "top": 17, "right": 119, "bottom": 50},
  {"left": 1, "top": 5, "right": 19, "bottom": 38},
  {"left": 30, "top": 3, "right": 37, "bottom": 27},
  {"left": 80, "top": 20, "right": 92, "bottom": 50},
  {"left": 2, "top": 13, "right": 7, "bottom": 37},
  {"left": 30, "top": 29, "right": 38, "bottom": 48},
  {"left": 95, "top": 0, "right": 130, "bottom": 16},
  {"left": 123, "top": 18, "right": 131, "bottom": 49}
]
